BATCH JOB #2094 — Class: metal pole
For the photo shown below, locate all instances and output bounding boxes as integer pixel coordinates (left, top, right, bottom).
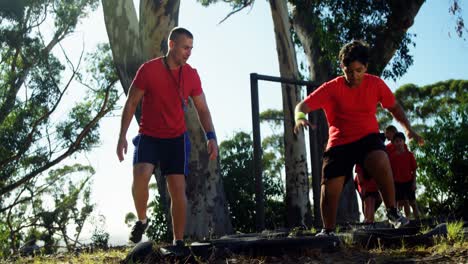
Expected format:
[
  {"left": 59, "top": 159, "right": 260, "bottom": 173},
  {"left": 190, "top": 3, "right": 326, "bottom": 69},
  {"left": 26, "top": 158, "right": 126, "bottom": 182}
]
[
  {"left": 307, "top": 85, "right": 322, "bottom": 227},
  {"left": 250, "top": 73, "right": 265, "bottom": 231}
]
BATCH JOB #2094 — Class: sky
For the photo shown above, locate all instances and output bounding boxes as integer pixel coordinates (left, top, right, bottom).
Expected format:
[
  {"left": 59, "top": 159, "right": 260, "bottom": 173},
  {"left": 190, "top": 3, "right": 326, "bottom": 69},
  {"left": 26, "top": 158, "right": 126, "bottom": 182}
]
[{"left": 57, "top": 0, "right": 468, "bottom": 245}]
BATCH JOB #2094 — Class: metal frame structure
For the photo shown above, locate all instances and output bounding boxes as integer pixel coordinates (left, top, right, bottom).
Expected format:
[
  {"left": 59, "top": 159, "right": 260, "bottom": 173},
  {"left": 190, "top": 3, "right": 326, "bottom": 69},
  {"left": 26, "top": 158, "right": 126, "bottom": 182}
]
[{"left": 250, "top": 73, "right": 321, "bottom": 231}]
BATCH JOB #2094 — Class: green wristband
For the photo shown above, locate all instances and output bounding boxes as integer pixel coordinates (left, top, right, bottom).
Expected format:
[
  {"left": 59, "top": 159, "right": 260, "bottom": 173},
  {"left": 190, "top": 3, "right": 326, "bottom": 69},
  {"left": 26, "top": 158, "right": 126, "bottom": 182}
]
[{"left": 295, "top": 111, "right": 307, "bottom": 122}]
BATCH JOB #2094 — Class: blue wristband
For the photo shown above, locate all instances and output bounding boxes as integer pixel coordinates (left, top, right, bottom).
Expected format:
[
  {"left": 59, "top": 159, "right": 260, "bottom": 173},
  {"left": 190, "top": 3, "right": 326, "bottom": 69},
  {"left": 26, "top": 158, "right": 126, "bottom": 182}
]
[{"left": 206, "top": 131, "right": 216, "bottom": 141}]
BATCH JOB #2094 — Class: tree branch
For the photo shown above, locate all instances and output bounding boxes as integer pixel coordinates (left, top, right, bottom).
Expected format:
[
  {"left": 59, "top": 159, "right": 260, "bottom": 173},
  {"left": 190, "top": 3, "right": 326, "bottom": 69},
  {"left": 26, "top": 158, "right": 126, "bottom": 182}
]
[
  {"left": 367, "top": 0, "right": 424, "bottom": 76},
  {"left": 0, "top": 46, "right": 84, "bottom": 168},
  {"left": 0, "top": 80, "right": 116, "bottom": 196},
  {"left": 218, "top": 0, "right": 254, "bottom": 24}
]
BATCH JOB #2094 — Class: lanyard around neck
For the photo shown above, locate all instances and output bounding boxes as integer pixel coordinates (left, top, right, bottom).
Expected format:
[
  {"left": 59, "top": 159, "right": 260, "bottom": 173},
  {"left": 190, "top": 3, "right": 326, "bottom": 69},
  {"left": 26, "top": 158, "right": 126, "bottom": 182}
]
[{"left": 163, "top": 56, "right": 186, "bottom": 109}]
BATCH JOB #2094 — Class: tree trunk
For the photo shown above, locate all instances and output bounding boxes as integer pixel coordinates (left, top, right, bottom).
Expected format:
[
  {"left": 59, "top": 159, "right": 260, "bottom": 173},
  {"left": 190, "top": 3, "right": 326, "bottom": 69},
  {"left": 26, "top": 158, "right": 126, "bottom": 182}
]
[
  {"left": 268, "top": 0, "right": 312, "bottom": 228},
  {"left": 102, "top": 0, "right": 232, "bottom": 239},
  {"left": 184, "top": 99, "right": 233, "bottom": 237},
  {"left": 292, "top": 6, "right": 359, "bottom": 226}
]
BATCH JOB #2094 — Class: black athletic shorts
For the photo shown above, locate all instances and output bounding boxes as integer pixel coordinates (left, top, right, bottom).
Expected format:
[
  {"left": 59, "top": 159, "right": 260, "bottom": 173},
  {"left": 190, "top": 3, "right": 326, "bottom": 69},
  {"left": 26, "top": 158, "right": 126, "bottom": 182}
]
[
  {"left": 322, "top": 133, "right": 386, "bottom": 184},
  {"left": 395, "top": 181, "right": 416, "bottom": 201},
  {"left": 132, "top": 133, "right": 190, "bottom": 176}
]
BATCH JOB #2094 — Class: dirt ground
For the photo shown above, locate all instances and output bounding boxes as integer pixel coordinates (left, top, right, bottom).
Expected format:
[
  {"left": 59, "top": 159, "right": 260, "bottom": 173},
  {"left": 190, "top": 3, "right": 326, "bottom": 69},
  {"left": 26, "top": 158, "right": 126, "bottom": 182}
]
[
  {"left": 5, "top": 241, "right": 467, "bottom": 263},
  {"left": 216, "top": 245, "right": 468, "bottom": 264}
]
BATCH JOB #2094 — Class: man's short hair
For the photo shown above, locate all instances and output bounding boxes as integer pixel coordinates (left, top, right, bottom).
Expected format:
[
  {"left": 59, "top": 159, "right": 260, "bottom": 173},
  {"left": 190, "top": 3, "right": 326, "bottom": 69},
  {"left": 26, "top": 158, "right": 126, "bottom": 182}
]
[
  {"left": 168, "top": 27, "right": 193, "bottom": 42},
  {"left": 339, "top": 40, "right": 369, "bottom": 67},
  {"left": 385, "top": 125, "right": 398, "bottom": 133},
  {"left": 393, "top": 132, "right": 406, "bottom": 142}
]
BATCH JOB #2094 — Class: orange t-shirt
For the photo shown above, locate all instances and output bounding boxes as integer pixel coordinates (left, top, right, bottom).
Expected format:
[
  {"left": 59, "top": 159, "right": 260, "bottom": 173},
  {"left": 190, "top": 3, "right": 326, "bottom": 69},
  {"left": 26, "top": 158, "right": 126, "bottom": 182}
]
[{"left": 304, "top": 74, "right": 395, "bottom": 150}]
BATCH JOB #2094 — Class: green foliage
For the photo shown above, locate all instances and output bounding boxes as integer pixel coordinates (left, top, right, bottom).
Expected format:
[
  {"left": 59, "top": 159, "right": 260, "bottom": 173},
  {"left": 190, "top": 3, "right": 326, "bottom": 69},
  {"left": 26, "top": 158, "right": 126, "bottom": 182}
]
[
  {"left": 446, "top": 221, "right": 465, "bottom": 243},
  {"left": 377, "top": 80, "right": 467, "bottom": 132},
  {"left": 0, "top": 223, "right": 9, "bottom": 259},
  {"left": 147, "top": 193, "right": 171, "bottom": 242},
  {"left": 90, "top": 215, "right": 110, "bottom": 250},
  {"left": 415, "top": 103, "right": 467, "bottom": 218},
  {"left": 124, "top": 212, "right": 136, "bottom": 228},
  {"left": 395, "top": 80, "right": 468, "bottom": 127},
  {"left": 219, "top": 131, "right": 286, "bottom": 233},
  {"left": 389, "top": 81, "right": 468, "bottom": 218},
  {"left": 198, "top": 0, "right": 416, "bottom": 80},
  {"left": 0, "top": 0, "right": 119, "bottom": 256},
  {"left": 0, "top": 164, "right": 95, "bottom": 256},
  {"left": 376, "top": 105, "right": 394, "bottom": 131}
]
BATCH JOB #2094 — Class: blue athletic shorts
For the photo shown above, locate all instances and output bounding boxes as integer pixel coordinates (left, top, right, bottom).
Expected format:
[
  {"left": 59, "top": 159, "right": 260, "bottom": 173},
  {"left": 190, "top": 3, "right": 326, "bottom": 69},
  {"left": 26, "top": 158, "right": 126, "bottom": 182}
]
[{"left": 132, "top": 133, "right": 191, "bottom": 176}]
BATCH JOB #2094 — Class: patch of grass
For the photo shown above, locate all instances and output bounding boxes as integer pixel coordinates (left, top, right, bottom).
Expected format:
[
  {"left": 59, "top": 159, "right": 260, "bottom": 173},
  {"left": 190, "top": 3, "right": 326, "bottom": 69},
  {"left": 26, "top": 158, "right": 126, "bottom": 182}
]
[
  {"left": 4, "top": 248, "right": 130, "bottom": 264},
  {"left": 415, "top": 245, "right": 427, "bottom": 252},
  {"left": 447, "top": 221, "right": 464, "bottom": 243},
  {"left": 419, "top": 224, "right": 431, "bottom": 235},
  {"left": 310, "top": 227, "right": 317, "bottom": 234},
  {"left": 399, "top": 238, "right": 407, "bottom": 252}
]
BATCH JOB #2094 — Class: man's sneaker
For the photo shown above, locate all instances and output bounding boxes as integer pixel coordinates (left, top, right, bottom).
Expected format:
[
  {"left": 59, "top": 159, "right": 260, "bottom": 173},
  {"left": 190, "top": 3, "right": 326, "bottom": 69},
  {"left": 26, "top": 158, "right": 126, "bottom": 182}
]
[
  {"left": 173, "top": 240, "right": 185, "bottom": 247},
  {"left": 387, "top": 208, "right": 409, "bottom": 229},
  {"left": 129, "top": 220, "right": 149, "bottom": 243},
  {"left": 315, "top": 229, "right": 336, "bottom": 237},
  {"left": 160, "top": 240, "right": 190, "bottom": 257}
]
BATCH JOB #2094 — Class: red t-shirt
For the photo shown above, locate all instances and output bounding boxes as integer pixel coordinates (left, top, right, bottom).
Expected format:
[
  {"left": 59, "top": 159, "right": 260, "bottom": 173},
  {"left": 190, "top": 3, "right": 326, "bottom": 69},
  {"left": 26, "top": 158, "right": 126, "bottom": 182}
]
[
  {"left": 389, "top": 150, "right": 417, "bottom": 183},
  {"left": 304, "top": 74, "right": 395, "bottom": 149},
  {"left": 386, "top": 142, "right": 408, "bottom": 155},
  {"left": 132, "top": 58, "right": 203, "bottom": 138},
  {"left": 354, "top": 165, "right": 379, "bottom": 193}
]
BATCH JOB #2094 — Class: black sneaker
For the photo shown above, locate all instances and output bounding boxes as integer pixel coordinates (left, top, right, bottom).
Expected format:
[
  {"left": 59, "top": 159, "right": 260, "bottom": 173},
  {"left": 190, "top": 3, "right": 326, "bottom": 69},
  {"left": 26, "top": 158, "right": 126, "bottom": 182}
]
[
  {"left": 160, "top": 240, "right": 190, "bottom": 257},
  {"left": 173, "top": 240, "right": 185, "bottom": 247},
  {"left": 315, "top": 228, "right": 336, "bottom": 237},
  {"left": 387, "top": 208, "right": 409, "bottom": 229},
  {"left": 129, "top": 220, "right": 149, "bottom": 243}
]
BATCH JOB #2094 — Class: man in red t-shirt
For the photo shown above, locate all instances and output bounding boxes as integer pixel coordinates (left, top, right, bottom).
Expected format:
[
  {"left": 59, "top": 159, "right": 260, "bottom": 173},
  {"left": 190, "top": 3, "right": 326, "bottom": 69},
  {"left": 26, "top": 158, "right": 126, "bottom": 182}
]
[
  {"left": 354, "top": 165, "right": 382, "bottom": 224},
  {"left": 389, "top": 132, "right": 419, "bottom": 219},
  {"left": 294, "top": 40, "right": 424, "bottom": 236},
  {"left": 116, "top": 27, "right": 218, "bottom": 247}
]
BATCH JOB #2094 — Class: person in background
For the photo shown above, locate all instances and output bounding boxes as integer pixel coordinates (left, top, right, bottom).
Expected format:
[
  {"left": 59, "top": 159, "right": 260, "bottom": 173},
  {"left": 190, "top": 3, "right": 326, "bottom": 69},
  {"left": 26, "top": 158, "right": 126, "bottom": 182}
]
[
  {"left": 354, "top": 165, "right": 382, "bottom": 224},
  {"left": 385, "top": 125, "right": 408, "bottom": 154},
  {"left": 389, "top": 132, "right": 420, "bottom": 219}
]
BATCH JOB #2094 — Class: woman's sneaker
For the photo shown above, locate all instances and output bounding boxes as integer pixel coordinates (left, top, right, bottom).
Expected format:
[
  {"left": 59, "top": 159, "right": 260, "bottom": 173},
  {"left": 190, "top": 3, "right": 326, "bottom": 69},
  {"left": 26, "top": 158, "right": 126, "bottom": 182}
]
[
  {"left": 129, "top": 220, "right": 149, "bottom": 243},
  {"left": 315, "top": 228, "right": 336, "bottom": 237},
  {"left": 386, "top": 208, "right": 409, "bottom": 228}
]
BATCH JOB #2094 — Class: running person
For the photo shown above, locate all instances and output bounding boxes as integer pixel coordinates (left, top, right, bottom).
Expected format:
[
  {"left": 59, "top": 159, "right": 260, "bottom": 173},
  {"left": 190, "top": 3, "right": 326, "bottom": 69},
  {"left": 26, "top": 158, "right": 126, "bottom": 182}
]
[
  {"left": 294, "top": 40, "right": 424, "bottom": 236},
  {"left": 116, "top": 27, "right": 218, "bottom": 246}
]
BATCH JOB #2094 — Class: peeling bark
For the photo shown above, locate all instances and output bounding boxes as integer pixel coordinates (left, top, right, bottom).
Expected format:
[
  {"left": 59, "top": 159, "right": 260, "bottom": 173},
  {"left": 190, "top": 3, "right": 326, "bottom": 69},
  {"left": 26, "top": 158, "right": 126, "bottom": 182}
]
[{"left": 269, "top": 0, "right": 312, "bottom": 228}]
